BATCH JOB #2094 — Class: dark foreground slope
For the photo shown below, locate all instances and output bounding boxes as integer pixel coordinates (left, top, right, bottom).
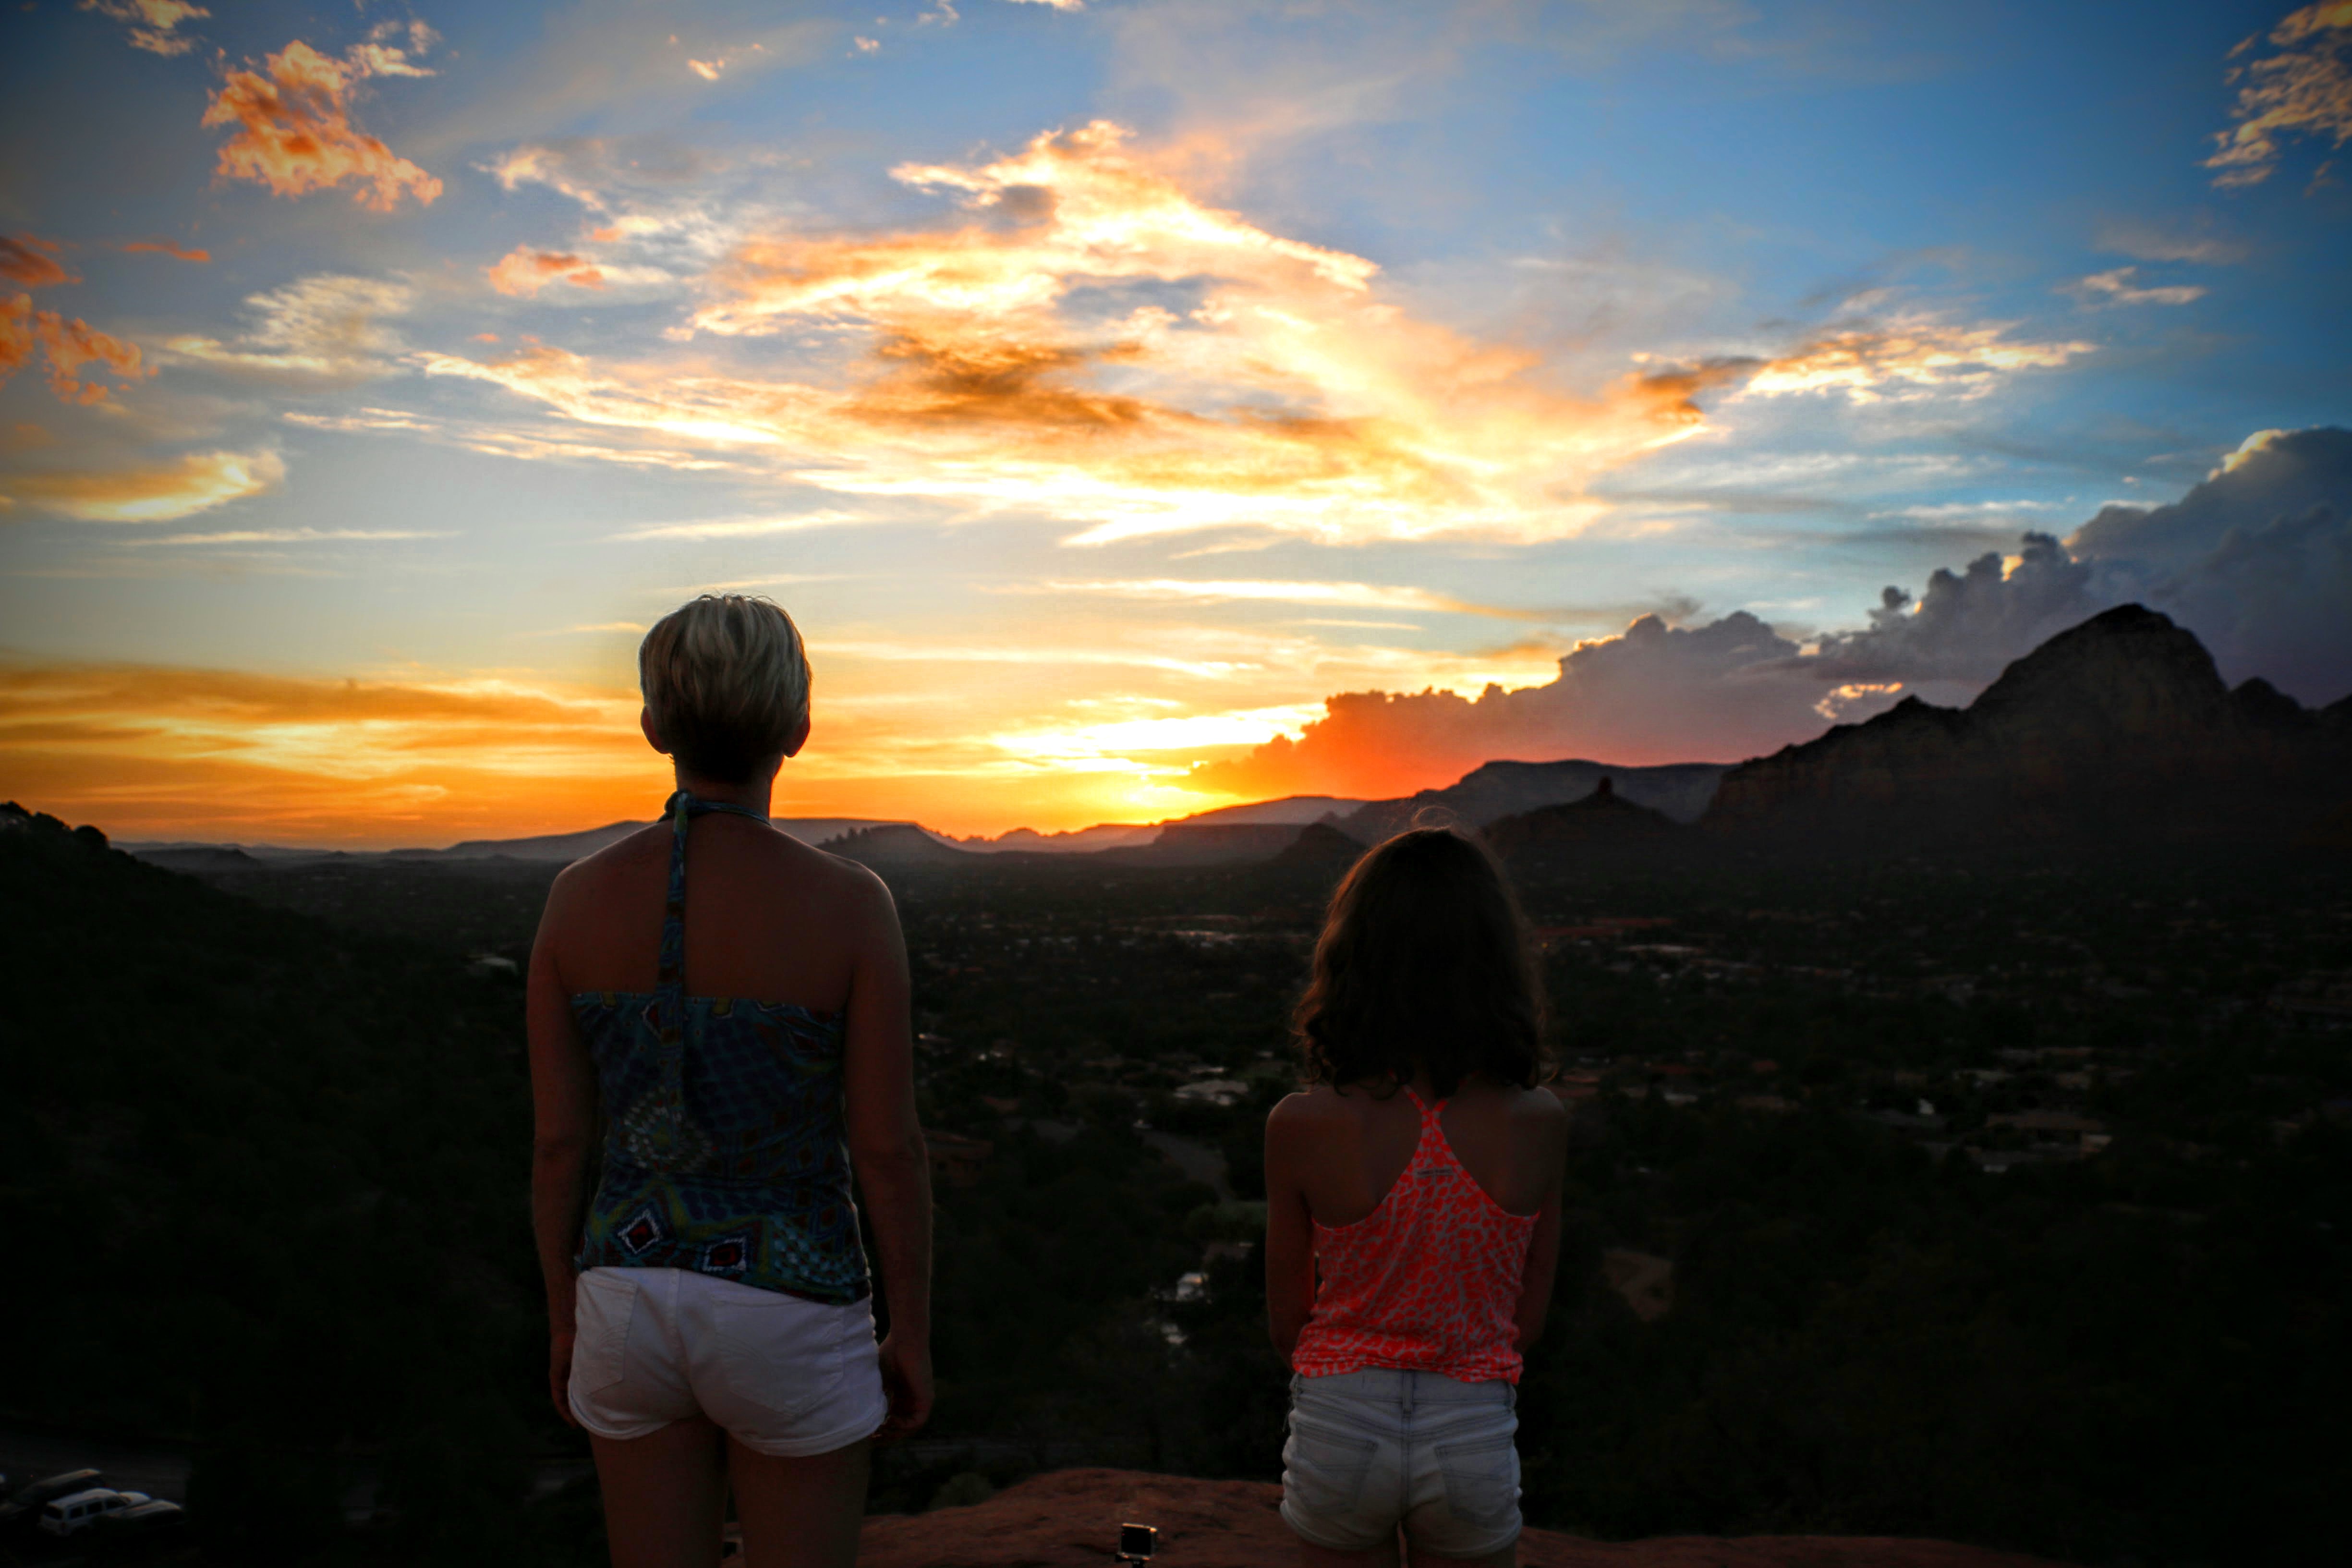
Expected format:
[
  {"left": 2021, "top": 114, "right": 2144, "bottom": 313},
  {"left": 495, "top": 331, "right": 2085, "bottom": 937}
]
[
  {"left": 0, "top": 803, "right": 557, "bottom": 1564},
  {"left": 1707, "top": 604, "right": 2352, "bottom": 854}
]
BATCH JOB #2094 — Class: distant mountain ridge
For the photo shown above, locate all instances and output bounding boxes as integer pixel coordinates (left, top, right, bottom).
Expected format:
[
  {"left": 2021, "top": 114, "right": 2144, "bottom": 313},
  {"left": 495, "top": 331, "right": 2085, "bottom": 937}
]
[
  {"left": 1705, "top": 603, "right": 2352, "bottom": 850},
  {"left": 115, "top": 604, "right": 2345, "bottom": 873},
  {"left": 1338, "top": 757, "right": 1727, "bottom": 840}
]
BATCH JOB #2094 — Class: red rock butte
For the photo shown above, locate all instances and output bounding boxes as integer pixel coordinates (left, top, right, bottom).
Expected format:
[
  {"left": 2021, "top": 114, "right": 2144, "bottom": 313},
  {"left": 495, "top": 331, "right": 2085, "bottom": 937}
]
[{"left": 855, "top": 1469, "right": 2079, "bottom": 1568}]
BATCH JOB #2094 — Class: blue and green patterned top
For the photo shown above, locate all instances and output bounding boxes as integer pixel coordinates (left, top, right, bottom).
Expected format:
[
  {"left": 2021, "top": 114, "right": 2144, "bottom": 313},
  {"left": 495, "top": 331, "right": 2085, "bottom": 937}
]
[{"left": 571, "top": 791, "right": 869, "bottom": 1303}]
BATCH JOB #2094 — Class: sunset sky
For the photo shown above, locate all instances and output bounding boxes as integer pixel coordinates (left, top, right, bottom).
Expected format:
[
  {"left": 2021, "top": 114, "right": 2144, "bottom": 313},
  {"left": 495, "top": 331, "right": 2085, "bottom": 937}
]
[{"left": 3, "top": 0, "right": 2349, "bottom": 846}]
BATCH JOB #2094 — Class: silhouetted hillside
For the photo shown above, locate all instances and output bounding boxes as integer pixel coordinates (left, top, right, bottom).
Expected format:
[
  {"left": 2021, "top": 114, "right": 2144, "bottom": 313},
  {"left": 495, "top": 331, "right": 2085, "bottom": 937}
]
[
  {"left": 1485, "top": 775, "right": 1683, "bottom": 869},
  {"left": 1097, "top": 822, "right": 1306, "bottom": 867},
  {"left": 1264, "top": 821, "right": 1364, "bottom": 875},
  {"left": 0, "top": 802, "right": 548, "bottom": 1563},
  {"left": 1706, "top": 604, "right": 2352, "bottom": 852},
  {"left": 1341, "top": 758, "right": 1727, "bottom": 841},
  {"left": 825, "top": 821, "right": 976, "bottom": 867}
]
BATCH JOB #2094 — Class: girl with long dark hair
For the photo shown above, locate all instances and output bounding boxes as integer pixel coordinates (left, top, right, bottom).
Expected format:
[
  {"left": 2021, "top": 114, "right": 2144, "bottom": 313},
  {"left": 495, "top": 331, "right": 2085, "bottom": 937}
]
[{"left": 1265, "top": 827, "right": 1566, "bottom": 1567}]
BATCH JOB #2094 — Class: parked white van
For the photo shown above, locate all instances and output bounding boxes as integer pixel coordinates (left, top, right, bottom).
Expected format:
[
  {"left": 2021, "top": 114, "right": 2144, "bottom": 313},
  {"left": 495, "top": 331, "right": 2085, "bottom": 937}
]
[{"left": 37, "top": 1487, "right": 150, "bottom": 1537}]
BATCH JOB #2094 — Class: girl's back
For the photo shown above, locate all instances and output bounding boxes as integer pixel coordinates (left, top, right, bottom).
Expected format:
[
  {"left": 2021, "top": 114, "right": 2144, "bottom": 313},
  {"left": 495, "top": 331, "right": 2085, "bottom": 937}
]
[
  {"left": 1278, "top": 1073, "right": 1560, "bottom": 1228},
  {"left": 1262, "top": 827, "right": 1563, "bottom": 1564},
  {"left": 1269, "top": 1074, "right": 1564, "bottom": 1386}
]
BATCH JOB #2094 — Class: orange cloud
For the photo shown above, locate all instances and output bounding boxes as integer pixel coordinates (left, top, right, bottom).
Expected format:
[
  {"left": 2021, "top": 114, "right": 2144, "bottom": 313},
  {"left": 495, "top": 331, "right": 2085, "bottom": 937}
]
[
  {"left": 0, "top": 656, "right": 1260, "bottom": 847},
  {"left": 124, "top": 239, "right": 211, "bottom": 263},
  {"left": 422, "top": 122, "right": 1727, "bottom": 545},
  {"left": 0, "top": 235, "right": 74, "bottom": 288},
  {"left": 78, "top": 0, "right": 209, "bottom": 57},
  {"left": 486, "top": 246, "right": 608, "bottom": 297},
  {"left": 1191, "top": 611, "right": 1832, "bottom": 801},
  {"left": 2207, "top": 2, "right": 2352, "bottom": 186},
  {"left": 0, "top": 660, "right": 662, "bottom": 847},
  {"left": 0, "top": 448, "right": 283, "bottom": 521},
  {"left": 410, "top": 123, "right": 2087, "bottom": 547},
  {"left": 202, "top": 40, "right": 443, "bottom": 211},
  {"left": 1, "top": 294, "right": 147, "bottom": 403}
]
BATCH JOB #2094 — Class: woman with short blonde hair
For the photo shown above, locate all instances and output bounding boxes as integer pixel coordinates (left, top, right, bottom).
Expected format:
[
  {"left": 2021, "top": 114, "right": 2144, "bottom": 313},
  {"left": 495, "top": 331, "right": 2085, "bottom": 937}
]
[{"left": 530, "top": 594, "right": 932, "bottom": 1568}]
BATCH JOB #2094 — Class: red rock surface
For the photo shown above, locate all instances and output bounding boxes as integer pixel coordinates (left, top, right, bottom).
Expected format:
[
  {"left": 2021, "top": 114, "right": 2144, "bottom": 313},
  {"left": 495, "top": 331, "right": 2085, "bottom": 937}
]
[{"left": 856, "top": 1468, "right": 2077, "bottom": 1568}]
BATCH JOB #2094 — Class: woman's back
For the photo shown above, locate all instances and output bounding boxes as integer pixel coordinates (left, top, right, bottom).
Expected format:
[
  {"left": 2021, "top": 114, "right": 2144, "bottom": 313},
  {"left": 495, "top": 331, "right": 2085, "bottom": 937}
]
[
  {"left": 545, "top": 812, "right": 878, "bottom": 1010},
  {"left": 539, "top": 795, "right": 904, "bottom": 1307}
]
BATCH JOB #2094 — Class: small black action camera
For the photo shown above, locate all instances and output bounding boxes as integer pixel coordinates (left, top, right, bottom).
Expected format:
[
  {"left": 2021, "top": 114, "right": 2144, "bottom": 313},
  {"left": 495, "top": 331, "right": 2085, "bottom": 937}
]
[{"left": 1116, "top": 1522, "right": 1158, "bottom": 1563}]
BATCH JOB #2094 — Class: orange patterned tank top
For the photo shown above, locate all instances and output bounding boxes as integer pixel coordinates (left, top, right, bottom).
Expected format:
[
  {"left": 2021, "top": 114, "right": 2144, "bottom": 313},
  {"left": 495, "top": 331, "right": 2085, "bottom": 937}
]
[{"left": 1290, "top": 1086, "right": 1539, "bottom": 1385}]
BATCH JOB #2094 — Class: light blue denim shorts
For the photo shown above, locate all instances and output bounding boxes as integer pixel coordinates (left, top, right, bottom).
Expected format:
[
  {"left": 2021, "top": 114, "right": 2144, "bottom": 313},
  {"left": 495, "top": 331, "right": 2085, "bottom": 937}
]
[{"left": 1280, "top": 1368, "right": 1521, "bottom": 1557}]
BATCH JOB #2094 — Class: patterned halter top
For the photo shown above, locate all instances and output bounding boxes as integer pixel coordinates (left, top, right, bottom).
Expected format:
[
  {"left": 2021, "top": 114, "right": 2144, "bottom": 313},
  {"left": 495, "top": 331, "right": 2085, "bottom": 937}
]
[
  {"left": 1290, "top": 1086, "right": 1537, "bottom": 1384},
  {"left": 570, "top": 791, "right": 869, "bottom": 1303}
]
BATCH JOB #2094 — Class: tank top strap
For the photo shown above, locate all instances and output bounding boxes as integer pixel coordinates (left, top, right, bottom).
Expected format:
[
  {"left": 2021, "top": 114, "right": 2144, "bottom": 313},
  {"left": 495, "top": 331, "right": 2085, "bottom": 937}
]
[
  {"left": 649, "top": 790, "right": 775, "bottom": 1121},
  {"left": 655, "top": 789, "right": 774, "bottom": 997},
  {"left": 1396, "top": 1083, "right": 1452, "bottom": 1170}
]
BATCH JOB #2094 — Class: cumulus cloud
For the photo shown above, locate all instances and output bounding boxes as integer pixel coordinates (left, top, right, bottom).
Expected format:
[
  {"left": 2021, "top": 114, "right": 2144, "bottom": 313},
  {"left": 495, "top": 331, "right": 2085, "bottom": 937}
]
[
  {"left": 79, "top": 0, "right": 208, "bottom": 57},
  {"left": 0, "top": 448, "right": 285, "bottom": 522},
  {"left": 0, "top": 235, "right": 74, "bottom": 288},
  {"left": 1805, "top": 428, "right": 2352, "bottom": 703},
  {"left": 203, "top": 40, "right": 442, "bottom": 211},
  {"left": 2065, "top": 426, "right": 2352, "bottom": 701},
  {"left": 2062, "top": 266, "right": 2207, "bottom": 307},
  {"left": 487, "top": 247, "right": 606, "bottom": 296},
  {"left": 2206, "top": 2, "right": 2352, "bottom": 187},
  {"left": 1196, "top": 425, "right": 2352, "bottom": 797},
  {"left": 164, "top": 274, "right": 413, "bottom": 380},
  {"left": 1192, "top": 611, "right": 1829, "bottom": 798},
  {"left": 1806, "top": 533, "right": 2098, "bottom": 688},
  {"left": 1, "top": 293, "right": 148, "bottom": 403}
]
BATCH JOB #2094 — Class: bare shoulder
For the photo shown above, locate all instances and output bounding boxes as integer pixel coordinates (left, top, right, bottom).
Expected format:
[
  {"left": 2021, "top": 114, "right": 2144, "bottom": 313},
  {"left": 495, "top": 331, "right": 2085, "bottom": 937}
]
[
  {"left": 1515, "top": 1082, "right": 1568, "bottom": 1122},
  {"left": 1267, "top": 1084, "right": 1345, "bottom": 1132},
  {"left": 805, "top": 842, "right": 900, "bottom": 926},
  {"left": 543, "top": 825, "right": 666, "bottom": 920}
]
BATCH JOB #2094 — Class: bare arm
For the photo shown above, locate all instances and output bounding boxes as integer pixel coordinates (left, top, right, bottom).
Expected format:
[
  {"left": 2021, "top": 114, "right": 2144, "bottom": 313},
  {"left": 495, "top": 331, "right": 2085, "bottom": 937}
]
[
  {"left": 838, "top": 865, "right": 933, "bottom": 1439},
  {"left": 1262, "top": 1095, "right": 1319, "bottom": 1364},
  {"left": 526, "top": 869, "right": 598, "bottom": 1426},
  {"left": 1512, "top": 1089, "right": 1569, "bottom": 1351}
]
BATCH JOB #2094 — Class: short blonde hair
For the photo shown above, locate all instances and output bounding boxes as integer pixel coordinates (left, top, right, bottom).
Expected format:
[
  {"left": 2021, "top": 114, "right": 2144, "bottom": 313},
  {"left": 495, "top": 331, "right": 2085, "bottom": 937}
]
[{"left": 639, "top": 595, "right": 811, "bottom": 783}]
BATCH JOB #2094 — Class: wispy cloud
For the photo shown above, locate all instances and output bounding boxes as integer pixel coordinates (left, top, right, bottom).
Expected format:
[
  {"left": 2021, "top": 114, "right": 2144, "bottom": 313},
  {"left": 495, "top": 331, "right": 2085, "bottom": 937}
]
[
  {"left": 2206, "top": 2, "right": 2352, "bottom": 188},
  {"left": 2062, "top": 267, "right": 2207, "bottom": 307},
  {"left": 119, "top": 526, "right": 447, "bottom": 547},
  {"left": 165, "top": 274, "right": 413, "bottom": 381},
  {"left": 0, "top": 448, "right": 284, "bottom": 522},
  {"left": 1729, "top": 315, "right": 2095, "bottom": 402},
  {"left": 2094, "top": 219, "right": 2248, "bottom": 265},
  {"left": 1, "top": 235, "right": 75, "bottom": 288},
  {"left": 0, "top": 659, "right": 656, "bottom": 846},
  {"left": 122, "top": 239, "right": 210, "bottom": 263},
  {"left": 610, "top": 511, "right": 866, "bottom": 541},
  {"left": 1013, "top": 577, "right": 1539, "bottom": 618},
  {"left": 419, "top": 122, "right": 2098, "bottom": 549}
]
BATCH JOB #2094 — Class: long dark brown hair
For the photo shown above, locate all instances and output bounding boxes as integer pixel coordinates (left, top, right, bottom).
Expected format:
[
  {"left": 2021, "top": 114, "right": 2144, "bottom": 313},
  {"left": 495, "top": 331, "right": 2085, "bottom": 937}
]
[{"left": 1293, "top": 827, "right": 1547, "bottom": 1096}]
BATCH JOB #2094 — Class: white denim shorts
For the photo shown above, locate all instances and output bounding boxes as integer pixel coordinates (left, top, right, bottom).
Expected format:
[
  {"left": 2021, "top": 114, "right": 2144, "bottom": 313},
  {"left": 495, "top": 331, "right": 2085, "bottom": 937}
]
[
  {"left": 1281, "top": 1368, "right": 1521, "bottom": 1557},
  {"left": 568, "top": 1266, "right": 887, "bottom": 1457}
]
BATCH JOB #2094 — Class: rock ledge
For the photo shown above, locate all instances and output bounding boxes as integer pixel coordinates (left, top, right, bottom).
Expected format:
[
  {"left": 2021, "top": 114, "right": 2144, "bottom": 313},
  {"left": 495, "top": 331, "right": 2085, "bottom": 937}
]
[{"left": 857, "top": 1468, "right": 2076, "bottom": 1567}]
